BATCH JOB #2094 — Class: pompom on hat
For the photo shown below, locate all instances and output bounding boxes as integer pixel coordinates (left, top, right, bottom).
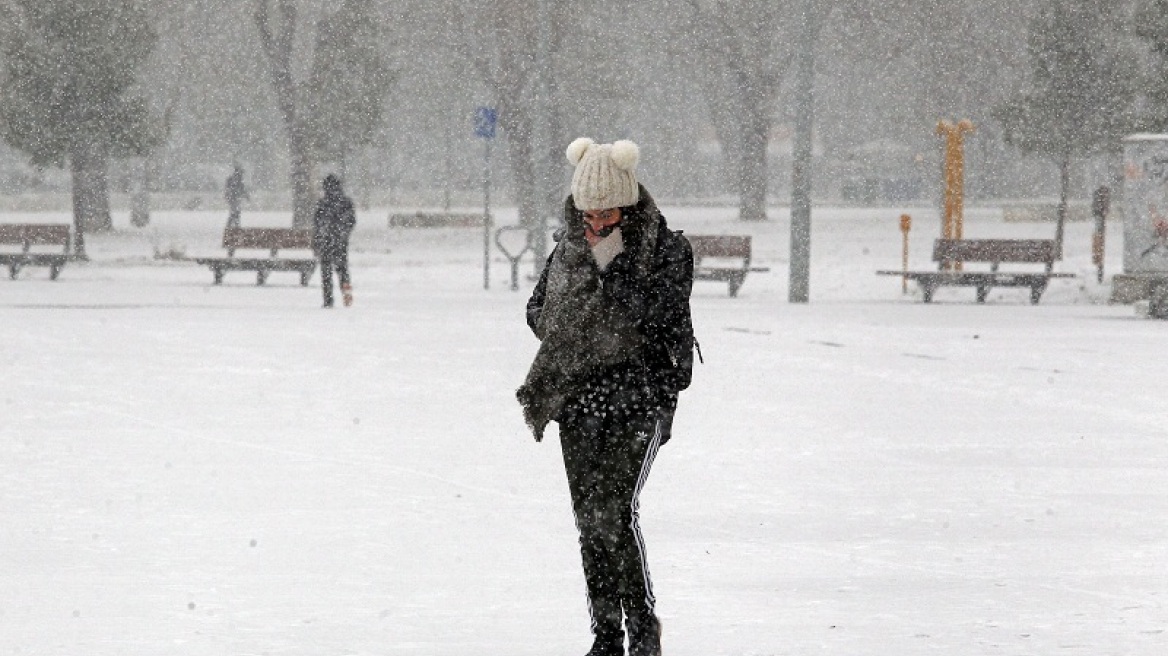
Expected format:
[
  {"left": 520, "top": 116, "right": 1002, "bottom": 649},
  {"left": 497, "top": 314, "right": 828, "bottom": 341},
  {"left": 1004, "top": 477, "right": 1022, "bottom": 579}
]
[{"left": 566, "top": 137, "right": 641, "bottom": 211}]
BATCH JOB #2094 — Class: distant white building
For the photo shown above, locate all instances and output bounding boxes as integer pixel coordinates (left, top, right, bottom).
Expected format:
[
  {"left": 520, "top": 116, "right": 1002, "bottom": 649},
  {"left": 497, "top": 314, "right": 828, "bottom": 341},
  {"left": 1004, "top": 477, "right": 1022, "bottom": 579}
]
[{"left": 1113, "top": 134, "right": 1168, "bottom": 302}]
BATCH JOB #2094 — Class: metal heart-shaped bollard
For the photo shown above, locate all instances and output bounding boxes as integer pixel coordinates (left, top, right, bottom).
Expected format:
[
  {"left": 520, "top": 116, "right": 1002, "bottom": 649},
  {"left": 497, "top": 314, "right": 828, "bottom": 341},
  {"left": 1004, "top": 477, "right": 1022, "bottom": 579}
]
[{"left": 494, "top": 226, "right": 533, "bottom": 291}]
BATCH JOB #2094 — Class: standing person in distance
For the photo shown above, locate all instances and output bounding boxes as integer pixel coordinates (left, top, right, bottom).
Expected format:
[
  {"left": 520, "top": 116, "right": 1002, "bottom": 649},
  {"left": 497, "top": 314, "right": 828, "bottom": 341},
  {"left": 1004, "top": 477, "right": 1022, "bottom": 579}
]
[
  {"left": 224, "top": 164, "right": 249, "bottom": 229},
  {"left": 312, "top": 174, "right": 357, "bottom": 308},
  {"left": 517, "top": 138, "right": 695, "bottom": 656}
]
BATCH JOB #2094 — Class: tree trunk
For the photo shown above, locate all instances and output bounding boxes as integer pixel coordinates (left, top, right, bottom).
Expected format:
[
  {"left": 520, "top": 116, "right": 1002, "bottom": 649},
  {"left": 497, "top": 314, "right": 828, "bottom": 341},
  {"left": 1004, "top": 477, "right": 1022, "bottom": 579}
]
[
  {"left": 288, "top": 124, "right": 315, "bottom": 228},
  {"left": 1055, "top": 152, "right": 1070, "bottom": 258},
  {"left": 684, "top": 1, "right": 796, "bottom": 221},
  {"left": 255, "top": 0, "right": 316, "bottom": 228},
  {"left": 738, "top": 100, "right": 770, "bottom": 221},
  {"left": 501, "top": 106, "right": 538, "bottom": 232},
  {"left": 70, "top": 140, "right": 112, "bottom": 258},
  {"left": 700, "top": 72, "right": 744, "bottom": 204},
  {"left": 543, "top": 103, "right": 566, "bottom": 219},
  {"left": 443, "top": 122, "right": 453, "bottom": 211}
]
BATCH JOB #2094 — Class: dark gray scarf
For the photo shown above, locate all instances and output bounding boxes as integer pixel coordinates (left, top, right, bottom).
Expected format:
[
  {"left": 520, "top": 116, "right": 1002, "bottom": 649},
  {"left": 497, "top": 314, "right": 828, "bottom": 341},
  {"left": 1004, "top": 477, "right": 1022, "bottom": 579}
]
[{"left": 516, "top": 191, "right": 660, "bottom": 441}]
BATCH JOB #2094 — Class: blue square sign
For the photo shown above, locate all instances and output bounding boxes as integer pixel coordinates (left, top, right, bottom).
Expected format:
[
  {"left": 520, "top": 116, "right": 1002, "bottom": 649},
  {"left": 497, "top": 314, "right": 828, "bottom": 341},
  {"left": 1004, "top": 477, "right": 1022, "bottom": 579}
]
[{"left": 474, "top": 106, "right": 497, "bottom": 139}]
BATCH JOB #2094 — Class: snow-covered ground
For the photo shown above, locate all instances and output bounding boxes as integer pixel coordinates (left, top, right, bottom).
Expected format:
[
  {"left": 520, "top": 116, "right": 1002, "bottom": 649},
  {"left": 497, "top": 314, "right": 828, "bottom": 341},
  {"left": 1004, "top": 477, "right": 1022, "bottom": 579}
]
[{"left": 2, "top": 204, "right": 1165, "bottom": 656}]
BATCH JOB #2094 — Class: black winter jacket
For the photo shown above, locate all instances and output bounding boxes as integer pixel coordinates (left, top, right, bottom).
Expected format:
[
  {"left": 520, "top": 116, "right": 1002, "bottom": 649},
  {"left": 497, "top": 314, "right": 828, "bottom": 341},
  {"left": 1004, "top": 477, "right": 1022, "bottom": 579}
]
[
  {"left": 525, "top": 186, "right": 695, "bottom": 422},
  {"left": 312, "top": 191, "right": 357, "bottom": 259}
]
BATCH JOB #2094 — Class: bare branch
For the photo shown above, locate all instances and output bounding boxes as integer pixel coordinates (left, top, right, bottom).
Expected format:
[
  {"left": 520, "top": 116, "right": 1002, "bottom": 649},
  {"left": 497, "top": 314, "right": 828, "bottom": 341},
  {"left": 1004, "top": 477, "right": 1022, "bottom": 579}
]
[
  {"left": 452, "top": 5, "right": 497, "bottom": 96},
  {"left": 276, "top": 0, "right": 296, "bottom": 60},
  {"left": 253, "top": 0, "right": 276, "bottom": 63}
]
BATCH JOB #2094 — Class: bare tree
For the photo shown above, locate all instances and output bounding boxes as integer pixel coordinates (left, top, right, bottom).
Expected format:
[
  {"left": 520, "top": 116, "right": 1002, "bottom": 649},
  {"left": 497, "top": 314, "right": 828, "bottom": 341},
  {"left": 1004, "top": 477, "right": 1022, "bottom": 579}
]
[
  {"left": 459, "top": 0, "right": 575, "bottom": 232},
  {"left": 1135, "top": 0, "right": 1168, "bottom": 131},
  {"left": 684, "top": 0, "right": 831, "bottom": 220},
  {"left": 304, "top": 0, "right": 396, "bottom": 182},
  {"left": 0, "top": 0, "right": 162, "bottom": 253},
  {"left": 997, "top": 0, "right": 1138, "bottom": 253}
]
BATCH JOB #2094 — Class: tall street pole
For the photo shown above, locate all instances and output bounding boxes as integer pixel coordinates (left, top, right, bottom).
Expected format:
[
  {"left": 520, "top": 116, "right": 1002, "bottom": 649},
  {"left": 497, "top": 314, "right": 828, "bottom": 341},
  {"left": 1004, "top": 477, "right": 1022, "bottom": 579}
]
[
  {"left": 788, "top": 0, "right": 816, "bottom": 303},
  {"left": 483, "top": 137, "right": 492, "bottom": 290}
]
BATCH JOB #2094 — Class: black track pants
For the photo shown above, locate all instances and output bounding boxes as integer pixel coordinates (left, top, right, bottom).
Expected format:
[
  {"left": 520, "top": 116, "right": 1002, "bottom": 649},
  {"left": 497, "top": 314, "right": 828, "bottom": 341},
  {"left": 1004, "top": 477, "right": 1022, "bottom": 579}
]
[{"left": 560, "top": 411, "right": 663, "bottom": 644}]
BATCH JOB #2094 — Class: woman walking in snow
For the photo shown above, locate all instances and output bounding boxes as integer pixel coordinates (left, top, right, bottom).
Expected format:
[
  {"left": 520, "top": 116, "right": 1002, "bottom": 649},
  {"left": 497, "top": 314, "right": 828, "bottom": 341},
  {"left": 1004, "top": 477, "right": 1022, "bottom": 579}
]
[
  {"left": 517, "top": 138, "right": 694, "bottom": 656},
  {"left": 224, "top": 164, "right": 249, "bottom": 229}
]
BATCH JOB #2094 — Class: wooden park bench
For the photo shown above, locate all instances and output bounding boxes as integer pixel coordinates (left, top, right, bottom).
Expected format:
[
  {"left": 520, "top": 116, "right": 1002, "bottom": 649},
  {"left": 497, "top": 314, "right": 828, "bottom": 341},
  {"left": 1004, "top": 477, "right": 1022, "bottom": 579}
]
[
  {"left": 878, "top": 238, "right": 1075, "bottom": 304},
  {"left": 688, "top": 234, "right": 769, "bottom": 297},
  {"left": 194, "top": 227, "right": 316, "bottom": 286},
  {"left": 0, "top": 223, "right": 71, "bottom": 280}
]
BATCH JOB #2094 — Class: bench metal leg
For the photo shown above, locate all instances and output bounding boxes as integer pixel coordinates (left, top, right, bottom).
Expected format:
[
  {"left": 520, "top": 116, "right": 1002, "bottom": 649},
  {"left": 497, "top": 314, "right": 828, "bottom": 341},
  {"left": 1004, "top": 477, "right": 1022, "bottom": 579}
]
[
  {"left": 300, "top": 270, "right": 311, "bottom": 286},
  {"left": 212, "top": 268, "right": 224, "bottom": 285},
  {"left": 727, "top": 273, "right": 745, "bottom": 297},
  {"left": 922, "top": 282, "right": 936, "bottom": 303},
  {"left": 1030, "top": 282, "right": 1047, "bottom": 305},
  {"left": 49, "top": 264, "right": 62, "bottom": 280},
  {"left": 8, "top": 264, "right": 17, "bottom": 280},
  {"left": 1149, "top": 280, "right": 1168, "bottom": 318},
  {"left": 256, "top": 270, "right": 268, "bottom": 286},
  {"left": 976, "top": 285, "right": 989, "bottom": 303}
]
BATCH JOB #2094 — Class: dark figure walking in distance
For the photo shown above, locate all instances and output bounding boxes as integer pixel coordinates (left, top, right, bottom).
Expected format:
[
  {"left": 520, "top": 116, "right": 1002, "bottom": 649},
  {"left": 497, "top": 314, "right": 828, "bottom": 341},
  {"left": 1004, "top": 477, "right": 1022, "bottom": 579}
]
[
  {"left": 224, "top": 164, "right": 249, "bottom": 229},
  {"left": 517, "top": 138, "right": 695, "bottom": 656},
  {"left": 313, "top": 174, "right": 356, "bottom": 308}
]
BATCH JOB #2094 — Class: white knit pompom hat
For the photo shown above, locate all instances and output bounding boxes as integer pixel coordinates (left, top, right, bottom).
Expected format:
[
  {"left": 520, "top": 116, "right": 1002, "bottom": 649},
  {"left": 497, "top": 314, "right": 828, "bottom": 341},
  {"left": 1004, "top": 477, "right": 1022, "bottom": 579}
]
[{"left": 566, "top": 137, "right": 641, "bottom": 211}]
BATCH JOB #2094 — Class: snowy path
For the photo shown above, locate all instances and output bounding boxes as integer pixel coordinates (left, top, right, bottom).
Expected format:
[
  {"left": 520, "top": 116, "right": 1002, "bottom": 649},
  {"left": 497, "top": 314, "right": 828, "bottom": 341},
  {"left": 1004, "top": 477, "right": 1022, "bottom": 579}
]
[{"left": 1, "top": 206, "right": 1165, "bottom": 656}]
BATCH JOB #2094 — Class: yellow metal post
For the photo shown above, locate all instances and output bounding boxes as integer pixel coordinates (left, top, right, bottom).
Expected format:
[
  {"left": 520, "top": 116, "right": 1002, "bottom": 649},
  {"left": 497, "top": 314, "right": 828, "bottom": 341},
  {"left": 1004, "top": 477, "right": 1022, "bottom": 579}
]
[
  {"left": 900, "top": 213, "right": 912, "bottom": 293},
  {"left": 936, "top": 119, "right": 974, "bottom": 270}
]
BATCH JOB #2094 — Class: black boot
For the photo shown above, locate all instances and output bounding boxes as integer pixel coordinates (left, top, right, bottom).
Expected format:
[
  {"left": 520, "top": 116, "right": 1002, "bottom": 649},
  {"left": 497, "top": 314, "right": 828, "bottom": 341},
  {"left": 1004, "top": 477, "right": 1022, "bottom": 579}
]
[
  {"left": 584, "top": 634, "right": 624, "bottom": 656},
  {"left": 627, "top": 614, "right": 661, "bottom": 656}
]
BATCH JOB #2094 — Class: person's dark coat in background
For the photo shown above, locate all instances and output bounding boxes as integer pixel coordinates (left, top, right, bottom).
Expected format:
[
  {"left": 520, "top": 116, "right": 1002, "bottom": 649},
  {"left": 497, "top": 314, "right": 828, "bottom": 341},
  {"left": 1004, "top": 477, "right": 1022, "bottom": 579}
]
[
  {"left": 313, "top": 175, "right": 357, "bottom": 307},
  {"left": 224, "top": 166, "right": 249, "bottom": 229}
]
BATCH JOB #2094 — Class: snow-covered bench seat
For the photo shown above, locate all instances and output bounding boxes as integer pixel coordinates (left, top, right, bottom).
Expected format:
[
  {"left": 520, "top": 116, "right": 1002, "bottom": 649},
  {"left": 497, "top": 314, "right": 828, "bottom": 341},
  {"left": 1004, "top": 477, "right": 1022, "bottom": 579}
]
[
  {"left": 194, "top": 227, "right": 316, "bottom": 286},
  {"left": 388, "top": 212, "right": 491, "bottom": 228},
  {"left": 0, "top": 223, "right": 72, "bottom": 280},
  {"left": 878, "top": 238, "right": 1075, "bottom": 304},
  {"left": 688, "top": 234, "right": 769, "bottom": 297}
]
